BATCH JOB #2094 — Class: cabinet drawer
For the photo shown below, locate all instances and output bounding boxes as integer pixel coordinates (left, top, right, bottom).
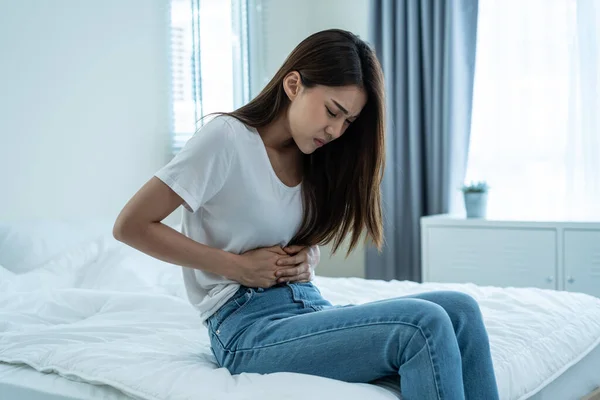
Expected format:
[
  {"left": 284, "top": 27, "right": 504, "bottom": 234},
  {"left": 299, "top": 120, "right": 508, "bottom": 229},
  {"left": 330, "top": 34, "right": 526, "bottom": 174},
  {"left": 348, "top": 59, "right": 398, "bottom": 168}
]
[
  {"left": 564, "top": 230, "right": 600, "bottom": 298},
  {"left": 424, "top": 227, "right": 557, "bottom": 289}
]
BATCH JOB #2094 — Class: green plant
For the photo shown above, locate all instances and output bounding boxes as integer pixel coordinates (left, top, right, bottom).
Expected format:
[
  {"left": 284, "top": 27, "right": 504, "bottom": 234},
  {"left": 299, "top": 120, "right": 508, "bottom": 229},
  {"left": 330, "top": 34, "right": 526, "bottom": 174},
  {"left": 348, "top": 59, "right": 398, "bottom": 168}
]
[{"left": 461, "top": 181, "right": 489, "bottom": 193}]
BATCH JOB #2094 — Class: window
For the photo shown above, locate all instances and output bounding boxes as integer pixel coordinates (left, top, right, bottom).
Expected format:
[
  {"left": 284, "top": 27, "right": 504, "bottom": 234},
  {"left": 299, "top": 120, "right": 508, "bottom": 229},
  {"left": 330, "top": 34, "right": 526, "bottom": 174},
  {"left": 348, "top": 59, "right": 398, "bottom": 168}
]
[
  {"left": 466, "top": 0, "right": 600, "bottom": 220},
  {"left": 169, "top": 0, "right": 250, "bottom": 153}
]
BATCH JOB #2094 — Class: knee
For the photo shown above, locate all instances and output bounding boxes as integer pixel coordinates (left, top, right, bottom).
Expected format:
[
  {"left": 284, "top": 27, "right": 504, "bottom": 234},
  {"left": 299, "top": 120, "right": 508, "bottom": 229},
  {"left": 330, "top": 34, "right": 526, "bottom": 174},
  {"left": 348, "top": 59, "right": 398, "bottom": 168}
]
[
  {"left": 414, "top": 300, "right": 454, "bottom": 334},
  {"left": 446, "top": 292, "right": 481, "bottom": 318},
  {"left": 437, "top": 292, "right": 485, "bottom": 334}
]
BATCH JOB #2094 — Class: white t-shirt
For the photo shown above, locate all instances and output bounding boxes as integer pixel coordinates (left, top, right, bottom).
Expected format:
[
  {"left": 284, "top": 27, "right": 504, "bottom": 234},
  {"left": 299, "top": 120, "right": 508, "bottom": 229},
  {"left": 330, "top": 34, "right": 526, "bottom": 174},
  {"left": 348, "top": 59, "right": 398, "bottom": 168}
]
[{"left": 155, "top": 115, "right": 304, "bottom": 325}]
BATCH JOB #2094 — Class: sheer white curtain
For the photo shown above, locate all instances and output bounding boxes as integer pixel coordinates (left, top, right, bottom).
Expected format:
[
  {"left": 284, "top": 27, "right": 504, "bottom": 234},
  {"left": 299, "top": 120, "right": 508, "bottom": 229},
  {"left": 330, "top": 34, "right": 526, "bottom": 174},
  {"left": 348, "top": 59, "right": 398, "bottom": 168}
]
[
  {"left": 465, "top": 0, "right": 600, "bottom": 220},
  {"left": 169, "top": 0, "right": 249, "bottom": 153}
]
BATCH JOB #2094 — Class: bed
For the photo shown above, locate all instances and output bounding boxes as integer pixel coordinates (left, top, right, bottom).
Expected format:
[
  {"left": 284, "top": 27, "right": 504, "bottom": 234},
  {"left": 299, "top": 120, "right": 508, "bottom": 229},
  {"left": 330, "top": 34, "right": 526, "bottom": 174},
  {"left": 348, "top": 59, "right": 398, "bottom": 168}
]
[{"left": 1, "top": 219, "right": 599, "bottom": 400}]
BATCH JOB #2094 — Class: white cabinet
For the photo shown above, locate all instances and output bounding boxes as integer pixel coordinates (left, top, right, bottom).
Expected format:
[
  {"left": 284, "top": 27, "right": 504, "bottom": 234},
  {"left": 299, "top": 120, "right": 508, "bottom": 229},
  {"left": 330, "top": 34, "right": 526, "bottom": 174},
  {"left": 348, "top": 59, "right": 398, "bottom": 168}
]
[
  {"left": 421, "top": 215, "right": 600, "bottom": 298},
  {"left": 426, "top": 227, "right": 557, "bottom": 289},
  {"left": 564, "top": 230, "right": 600, "bottom": 297}
]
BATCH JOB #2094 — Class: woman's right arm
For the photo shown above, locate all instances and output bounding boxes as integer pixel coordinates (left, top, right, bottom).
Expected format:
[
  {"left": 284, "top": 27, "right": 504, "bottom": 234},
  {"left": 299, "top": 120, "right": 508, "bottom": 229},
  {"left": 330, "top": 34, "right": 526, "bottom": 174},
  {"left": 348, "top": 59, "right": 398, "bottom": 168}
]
[
  {"left": 113, "top": 176, "right": 289, "bottom": 288},
  {"left": 113, "top": 176, "right": 240, "bottom": 279}
]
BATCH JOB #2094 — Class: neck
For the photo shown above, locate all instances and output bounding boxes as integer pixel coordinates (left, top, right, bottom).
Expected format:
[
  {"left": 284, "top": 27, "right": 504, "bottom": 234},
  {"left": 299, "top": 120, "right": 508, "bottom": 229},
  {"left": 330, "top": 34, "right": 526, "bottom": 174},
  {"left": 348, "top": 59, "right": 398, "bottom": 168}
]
[{"left": 258, "top": 113, "right": 296, "bottom": 151}]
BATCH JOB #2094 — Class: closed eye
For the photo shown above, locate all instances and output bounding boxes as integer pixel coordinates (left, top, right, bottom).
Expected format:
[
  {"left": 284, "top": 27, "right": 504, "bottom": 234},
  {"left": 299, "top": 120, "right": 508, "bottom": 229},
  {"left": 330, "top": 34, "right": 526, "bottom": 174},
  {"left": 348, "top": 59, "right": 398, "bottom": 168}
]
[{"left": 327, "top": 106, "right": 354, "bottom": 125}]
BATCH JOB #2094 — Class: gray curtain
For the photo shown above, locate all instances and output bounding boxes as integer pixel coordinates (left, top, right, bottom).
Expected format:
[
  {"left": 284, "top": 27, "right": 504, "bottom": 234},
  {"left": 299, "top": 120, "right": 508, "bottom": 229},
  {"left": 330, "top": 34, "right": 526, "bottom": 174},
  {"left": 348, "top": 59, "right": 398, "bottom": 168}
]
[{"left": 366, "top": 0, "right": 479, "bottom": 282}]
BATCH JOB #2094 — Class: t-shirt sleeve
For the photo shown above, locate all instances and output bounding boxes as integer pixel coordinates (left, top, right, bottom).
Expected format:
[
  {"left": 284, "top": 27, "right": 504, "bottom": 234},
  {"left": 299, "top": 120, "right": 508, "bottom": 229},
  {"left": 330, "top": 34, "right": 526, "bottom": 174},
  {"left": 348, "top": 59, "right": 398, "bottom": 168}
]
[{"left": 154, "top": 117, "right": 234, "bottom": 213}]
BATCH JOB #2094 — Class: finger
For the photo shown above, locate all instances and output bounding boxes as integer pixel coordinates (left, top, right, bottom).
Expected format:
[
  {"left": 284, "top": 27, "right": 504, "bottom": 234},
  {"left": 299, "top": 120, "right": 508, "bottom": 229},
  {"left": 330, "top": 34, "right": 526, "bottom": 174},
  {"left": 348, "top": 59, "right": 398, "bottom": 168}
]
[
  {"left": 276, "top": 256, "right": 299, "bottom": 266},
  {"left": 277, "top": 253, "right": 307, "bottom": 266},
  {"left": 283, "top": 245, "right": 306, "bottom": 255},
  {"left": 276, "top": 265, "right": 302, "bottom": 278},
  {"left": 279, "top": 272, "right": 312, "bottom": 284},
  {"left": 308, "top": 245, "right": 320, "bottom": 262},
  {"left": 269, "top": 246, "right": 288, "bottom": 255},
  {"left": 276, "top": 263, "right": 309, "bottom": 278}
]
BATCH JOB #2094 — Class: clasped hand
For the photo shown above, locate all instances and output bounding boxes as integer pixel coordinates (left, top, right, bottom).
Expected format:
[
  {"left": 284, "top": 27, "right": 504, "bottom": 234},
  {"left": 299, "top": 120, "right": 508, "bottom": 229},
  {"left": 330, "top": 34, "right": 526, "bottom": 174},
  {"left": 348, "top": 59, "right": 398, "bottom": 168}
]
[{"left": 234, "top": 244, "right": 319, "bottom": 288}]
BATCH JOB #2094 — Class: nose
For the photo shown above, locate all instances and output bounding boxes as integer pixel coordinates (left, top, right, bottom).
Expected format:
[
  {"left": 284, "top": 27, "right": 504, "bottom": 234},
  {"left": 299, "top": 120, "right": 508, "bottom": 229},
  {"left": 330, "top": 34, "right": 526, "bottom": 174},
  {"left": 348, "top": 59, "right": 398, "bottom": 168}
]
[{"left": 326, "top": 119, "right": 345, "bottom": 140}]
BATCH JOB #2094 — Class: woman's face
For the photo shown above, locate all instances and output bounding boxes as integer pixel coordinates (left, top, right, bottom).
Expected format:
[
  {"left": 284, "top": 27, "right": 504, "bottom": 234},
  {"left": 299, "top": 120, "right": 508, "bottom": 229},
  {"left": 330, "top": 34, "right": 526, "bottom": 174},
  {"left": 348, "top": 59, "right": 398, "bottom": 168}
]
[{"left": 283, "top": 72, "right": 367, "bottom": 154}]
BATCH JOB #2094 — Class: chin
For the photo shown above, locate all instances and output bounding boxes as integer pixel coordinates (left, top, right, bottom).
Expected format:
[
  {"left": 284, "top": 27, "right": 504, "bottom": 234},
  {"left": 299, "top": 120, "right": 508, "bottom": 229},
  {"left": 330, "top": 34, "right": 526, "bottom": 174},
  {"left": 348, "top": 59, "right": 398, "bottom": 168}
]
[
  {"left": 293, "top": 137, "right": 316, "bottom": 155},
  {"left": 299, "top": 146, "right": 316, "bottom": 155},
  {"left": 302, "top": 141, "right": 322, "bottom": 155}
]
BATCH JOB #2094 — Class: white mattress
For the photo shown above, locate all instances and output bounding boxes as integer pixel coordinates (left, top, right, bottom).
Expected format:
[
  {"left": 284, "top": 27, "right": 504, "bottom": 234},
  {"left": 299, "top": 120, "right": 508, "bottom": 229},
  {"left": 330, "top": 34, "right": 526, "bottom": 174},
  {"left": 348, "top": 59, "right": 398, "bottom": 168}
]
[
  {"left": 529, "top": 341, "right": 600, "bottom": 399},
  {"left": 2, "top": 339, "right": 598, "bottom": 400},
  {"left": 2, "top": 344, "right": 599, "bottom": 400},
  {"left": 1, "top": 235, "right": 600, "bottom": 400}
]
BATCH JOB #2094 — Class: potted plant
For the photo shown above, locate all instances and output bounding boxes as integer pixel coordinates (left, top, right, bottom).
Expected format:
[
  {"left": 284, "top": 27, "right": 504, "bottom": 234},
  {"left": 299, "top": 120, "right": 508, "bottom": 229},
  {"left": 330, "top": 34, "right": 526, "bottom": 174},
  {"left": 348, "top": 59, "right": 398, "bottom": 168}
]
[{"left": 461, "top": 181, "right": 489, "bottom": 218}]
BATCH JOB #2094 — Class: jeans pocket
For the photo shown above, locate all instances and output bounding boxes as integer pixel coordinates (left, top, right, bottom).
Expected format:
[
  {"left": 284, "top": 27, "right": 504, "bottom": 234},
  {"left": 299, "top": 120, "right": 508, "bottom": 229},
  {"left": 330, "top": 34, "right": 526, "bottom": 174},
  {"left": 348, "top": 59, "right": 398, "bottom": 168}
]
[{"left": 212, "top": 288, "right": 255, "bottom": 336}]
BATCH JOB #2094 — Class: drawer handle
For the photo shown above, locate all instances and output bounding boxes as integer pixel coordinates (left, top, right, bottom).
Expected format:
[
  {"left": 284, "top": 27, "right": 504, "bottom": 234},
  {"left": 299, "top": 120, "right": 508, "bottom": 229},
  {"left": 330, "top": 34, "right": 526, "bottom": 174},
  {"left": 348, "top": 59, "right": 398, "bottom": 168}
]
[
  {"left": 546, "top": 276, "right": 554, "bottom": 283},
  {"left": 567, "top": 276, "right": 575, "bottom": 284}
]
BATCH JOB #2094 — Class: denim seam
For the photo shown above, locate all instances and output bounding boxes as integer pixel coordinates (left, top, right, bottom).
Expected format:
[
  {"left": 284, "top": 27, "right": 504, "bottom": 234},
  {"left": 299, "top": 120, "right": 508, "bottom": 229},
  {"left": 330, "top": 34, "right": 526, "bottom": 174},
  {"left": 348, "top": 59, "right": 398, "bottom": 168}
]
[
  {"left": 214, "top": 320, "right": 445, "bottom": 398},
  {"left": 219, "top": 320, "right": 419, "bottom": 352},
  {"left": 399, "top": 329, "right": 420, "bottom": 362},
  {"left": 416, "top": 326, "right": 443, "bottom": 400},
  {"left": 219, "top": 319, "right": 444, "bottom": 399}
]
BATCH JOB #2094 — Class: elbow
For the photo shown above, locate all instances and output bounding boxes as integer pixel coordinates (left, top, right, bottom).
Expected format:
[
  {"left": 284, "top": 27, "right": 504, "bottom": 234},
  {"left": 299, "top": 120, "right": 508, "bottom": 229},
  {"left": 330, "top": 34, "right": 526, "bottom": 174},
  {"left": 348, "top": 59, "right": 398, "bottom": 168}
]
[
  {"left": 113, "top": 213, "right": 152, "bottom": 245},
  {"left": 113, "top": 214, "right": 138, "bottom": 243},
  {"left": 112, "top": 216, "right": 127, "bottom": 243}
]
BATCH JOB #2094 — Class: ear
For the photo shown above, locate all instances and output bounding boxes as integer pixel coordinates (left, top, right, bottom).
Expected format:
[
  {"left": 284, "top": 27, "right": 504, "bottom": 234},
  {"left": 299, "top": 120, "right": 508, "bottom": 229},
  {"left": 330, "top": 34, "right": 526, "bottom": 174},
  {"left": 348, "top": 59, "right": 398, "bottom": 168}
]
[{"left": 283, "top": 71, "right": 302, "bottom": 101}]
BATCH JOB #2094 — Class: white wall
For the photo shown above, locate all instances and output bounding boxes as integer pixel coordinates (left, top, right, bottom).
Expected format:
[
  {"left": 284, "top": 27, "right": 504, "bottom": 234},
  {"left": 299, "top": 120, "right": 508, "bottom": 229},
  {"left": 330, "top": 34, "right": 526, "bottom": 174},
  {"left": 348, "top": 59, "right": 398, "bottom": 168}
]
[
  {"left": 252, "top": 0, "right": 372, "bottom": 278},
  {"left": 0, "top": 0, "right": 173, "bottom": 224},
  {"left": 252, "top": 0, "right": 372, "bottom": 93}
]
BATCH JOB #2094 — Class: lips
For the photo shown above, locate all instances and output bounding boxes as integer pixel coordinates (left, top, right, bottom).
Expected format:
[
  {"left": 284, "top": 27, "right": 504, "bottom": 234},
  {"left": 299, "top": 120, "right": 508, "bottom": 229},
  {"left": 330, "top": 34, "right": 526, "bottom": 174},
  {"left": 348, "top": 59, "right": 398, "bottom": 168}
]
[{"left": 314, "top": 138, "right": 326, "bottom": 147}]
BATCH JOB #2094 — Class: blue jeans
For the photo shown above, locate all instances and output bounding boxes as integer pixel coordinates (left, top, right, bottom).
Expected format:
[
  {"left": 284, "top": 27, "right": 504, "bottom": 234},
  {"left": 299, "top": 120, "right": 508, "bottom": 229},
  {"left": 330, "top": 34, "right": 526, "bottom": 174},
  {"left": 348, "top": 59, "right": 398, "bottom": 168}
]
[{"left": 206, "top": 282, "right": 500, "bottom": 400}]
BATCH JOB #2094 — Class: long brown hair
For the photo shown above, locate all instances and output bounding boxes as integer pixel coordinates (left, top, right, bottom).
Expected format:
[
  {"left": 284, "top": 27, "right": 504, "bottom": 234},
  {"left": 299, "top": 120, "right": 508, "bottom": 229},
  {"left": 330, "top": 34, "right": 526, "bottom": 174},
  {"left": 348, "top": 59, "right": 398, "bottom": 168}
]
[{"left": 224, "top": 29, "right": 385, "bottom": 256}]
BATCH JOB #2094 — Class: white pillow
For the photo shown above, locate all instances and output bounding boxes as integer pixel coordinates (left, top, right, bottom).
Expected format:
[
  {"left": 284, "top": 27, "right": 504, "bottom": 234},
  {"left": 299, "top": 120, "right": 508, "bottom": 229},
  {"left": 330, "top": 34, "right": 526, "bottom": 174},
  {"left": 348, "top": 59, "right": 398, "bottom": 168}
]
[{"left": 0, "top": 218, "right": 113, "bottom": 274}]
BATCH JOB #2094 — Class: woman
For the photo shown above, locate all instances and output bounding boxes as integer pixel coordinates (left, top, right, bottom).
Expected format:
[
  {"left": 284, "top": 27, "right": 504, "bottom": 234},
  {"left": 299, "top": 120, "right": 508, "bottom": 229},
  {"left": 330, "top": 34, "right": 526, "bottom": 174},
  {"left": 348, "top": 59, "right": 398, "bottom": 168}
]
[{"left": 114, "top": 29, "right": 499, "bottom": 399}]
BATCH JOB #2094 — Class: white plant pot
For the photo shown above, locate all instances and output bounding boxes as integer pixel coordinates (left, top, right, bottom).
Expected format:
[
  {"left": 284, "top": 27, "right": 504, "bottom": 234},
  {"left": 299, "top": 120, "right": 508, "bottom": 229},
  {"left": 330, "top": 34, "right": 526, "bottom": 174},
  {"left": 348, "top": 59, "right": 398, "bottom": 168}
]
[{"left": 464, "top": 192, "right": 488, "bottom": 218}]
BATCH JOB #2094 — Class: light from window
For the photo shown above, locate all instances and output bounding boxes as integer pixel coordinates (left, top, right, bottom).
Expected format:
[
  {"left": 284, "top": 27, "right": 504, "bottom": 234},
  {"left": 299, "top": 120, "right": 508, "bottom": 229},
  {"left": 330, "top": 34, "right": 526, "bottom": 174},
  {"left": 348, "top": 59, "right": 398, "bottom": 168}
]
[
  {"left": 169, "top": 0, "right": 247, "bottom": 152},
  {"left": 466, "top": 0, "right": 600, "bottom": 220}
]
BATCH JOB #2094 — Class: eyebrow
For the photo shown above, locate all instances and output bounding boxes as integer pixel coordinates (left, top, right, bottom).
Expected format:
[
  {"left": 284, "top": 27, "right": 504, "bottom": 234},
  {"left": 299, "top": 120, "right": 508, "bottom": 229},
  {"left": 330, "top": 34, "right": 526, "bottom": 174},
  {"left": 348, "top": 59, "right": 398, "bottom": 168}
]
[{"left": 331, "top": 99, "right": 359, "bottom": 119}]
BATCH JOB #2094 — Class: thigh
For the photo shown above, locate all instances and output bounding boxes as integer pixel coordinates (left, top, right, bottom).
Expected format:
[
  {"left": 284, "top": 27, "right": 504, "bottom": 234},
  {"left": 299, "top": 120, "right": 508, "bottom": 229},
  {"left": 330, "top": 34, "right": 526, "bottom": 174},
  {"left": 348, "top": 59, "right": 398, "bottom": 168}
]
[
  {"left": 400, "top": 290, "right": 478, "bottom": 310},
  {"left": 397, "top": 290, "right": 483, "bottom": 328},
  {"left": 213, "top": 295, "right": 450, "bottom": 383}
]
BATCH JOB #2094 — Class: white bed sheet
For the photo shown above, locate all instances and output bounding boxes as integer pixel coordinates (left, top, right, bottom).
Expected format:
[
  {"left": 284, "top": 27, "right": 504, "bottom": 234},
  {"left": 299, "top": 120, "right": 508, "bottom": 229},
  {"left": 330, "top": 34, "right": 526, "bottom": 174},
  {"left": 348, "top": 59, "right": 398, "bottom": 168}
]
[
  {"left": 0, "top": 362, "right": 133, "bottom": 400},
  {"left": 1, "top": 235, "right": 599, "bottom": 400},
  {"left": 2, "top": 341, "right": 599, "bottom": 400}
]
